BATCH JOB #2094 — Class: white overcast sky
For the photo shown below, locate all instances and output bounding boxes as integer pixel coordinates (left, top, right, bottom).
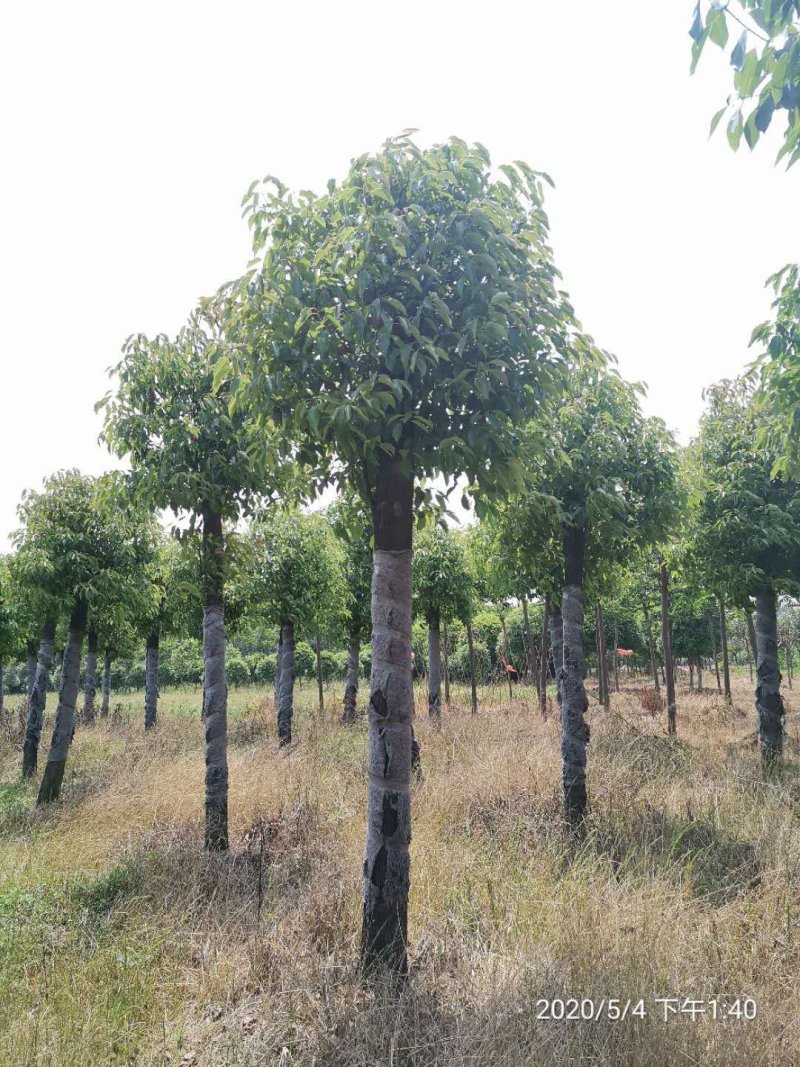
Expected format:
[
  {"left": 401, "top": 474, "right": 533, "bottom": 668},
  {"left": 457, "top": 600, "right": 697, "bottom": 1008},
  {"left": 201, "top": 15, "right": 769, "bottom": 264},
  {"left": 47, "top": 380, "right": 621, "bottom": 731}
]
[{"left": 1, "top": 1, "right": 797, "bottom": 549}]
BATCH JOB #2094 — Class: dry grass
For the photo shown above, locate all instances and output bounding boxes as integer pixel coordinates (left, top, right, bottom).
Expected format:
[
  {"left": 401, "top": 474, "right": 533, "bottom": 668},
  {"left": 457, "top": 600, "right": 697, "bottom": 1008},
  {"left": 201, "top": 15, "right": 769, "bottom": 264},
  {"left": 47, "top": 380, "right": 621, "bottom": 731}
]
[{"left": 0, "top": 675, "right": 799, "bottom": 1064}]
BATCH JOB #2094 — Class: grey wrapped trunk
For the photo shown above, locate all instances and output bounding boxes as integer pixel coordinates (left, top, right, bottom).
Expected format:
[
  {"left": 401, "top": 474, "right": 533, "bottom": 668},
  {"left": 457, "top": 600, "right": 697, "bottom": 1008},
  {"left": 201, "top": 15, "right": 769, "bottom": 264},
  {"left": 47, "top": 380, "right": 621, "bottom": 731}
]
[
  {"left": 203, "top": 511, "right": 228, "bottom": 851},
  {"left": 277, "top": 620, "right": 294, "bottom": 745},
  {"left": 83, "top": 629, "right": 98, "bottom": 724},
  {"left": 342, "top": 634, "right": 360, "bottom": 724},
  {"left": 145, "top": 633, "right": 159, "bottom": 730},
  {"left": 23, "top": 619, "right": 56, "bottom": 777},
  {"left": 755, "top": 586, "right": 784, "bottom": 767},
  {"left": 427, "top": 608, "right": 441, "bottom": 723},
  {"left": 38, "top": 602, "right": 87, "bottom": 804},
  {"left": 560, "top": 584, "right": 590, "bottom": 825}
]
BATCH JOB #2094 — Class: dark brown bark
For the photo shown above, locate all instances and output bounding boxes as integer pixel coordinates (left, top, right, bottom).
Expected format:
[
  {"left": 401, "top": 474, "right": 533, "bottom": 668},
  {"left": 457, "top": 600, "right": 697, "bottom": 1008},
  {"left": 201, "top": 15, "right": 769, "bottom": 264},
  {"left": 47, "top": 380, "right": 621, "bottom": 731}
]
[{"left": 659, "top": 561, "right": 676, "bottom": 735}]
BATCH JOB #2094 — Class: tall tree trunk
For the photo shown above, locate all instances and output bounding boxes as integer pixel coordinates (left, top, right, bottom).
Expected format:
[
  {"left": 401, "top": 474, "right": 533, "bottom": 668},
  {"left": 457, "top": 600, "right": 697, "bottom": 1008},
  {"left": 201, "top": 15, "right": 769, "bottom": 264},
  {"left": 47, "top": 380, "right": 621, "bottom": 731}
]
[
  {"left": 755, "top": 586, "right": 784, "bottom": 768},
  {"left": 499, "top": 615, "right": 513, "bottom": 701},
  {"left": 101, "top": 652, "right": 111, "bottom": 717},
  {"left": 549, "top": 610, "right": 564, "bottom": 707},
  {"left": 539, "top": 594, "right": 550, "bottom": 718},
  {"left": 315, "top": 635, "right": 324, "bottom": 714},
  {"left": 599, "top": 601, "right": 610, "bottom": 709},
  {"left": 342, "top": 634, "right": 360, "bottom": 723},
  {"left": 659, "top": 561, "right": 676, "bottom": 735},
  {"left": 642, "top": 601, "right": 660, "bottom": 694},
  {"left": 38, "top": 601, "right": 87, "bottom": 804},
  {"left": 696, "top": 656, "right": 703, "bottom": 691},
  {"left": 277, "top": 620, "right": 295, "bottom": 745},
  {"left": 561, "top": 527, "right": 590, "bottom": 827},
  {"left": 427, "top": 608, "right": 441, "bottom": 723},
  {"left": 466, "top": 620, "right": 478, "bottom": 715},
  {"left": 361, "top": 455, "right": 413, "bottom": 975},
  {"left": 711, "top": 619, "right": 722, "bottom": 693},
  {"left": 145, "top": 632, "right": 159, "bottom": 730},
  {"left": 26, "top": 642, "right": 38, "bottom": 703},
  {"left": 202, "top": 510, "right": 228, "bottom": 852},
  {"left": 442, "top": 620, "right": 451, "bottom": 706},
  {"left": 719, "top": 596, "right": 732, "bottom": 704},
  {"left": 23, "top": 620, "right": 55, "bottom": 778},
  {"left": 746, "top": 608, "right": 758, "bottom": 664},
  {"left": 274, "top": 627, "right": 283, "bottom": 710},
  {"left": 689, "top": 661, "right": 695, "bottom": 690},
  {"left": 521, "top": 597, "right": 535, "bottom": 686},
  {"left": 82, "top": 629, "right": 98, "bottom": 724},
  {"left": 613, "top": 621, "right": 620, "bottom": 692}
]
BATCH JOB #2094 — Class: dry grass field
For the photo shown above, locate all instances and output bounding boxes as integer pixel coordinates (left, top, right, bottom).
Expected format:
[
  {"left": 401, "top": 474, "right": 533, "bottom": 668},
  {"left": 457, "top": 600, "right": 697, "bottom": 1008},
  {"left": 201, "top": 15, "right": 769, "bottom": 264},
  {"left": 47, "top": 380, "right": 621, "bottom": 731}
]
[{"left": 0, "top": 673, "right": 799, "bottom": 1065}]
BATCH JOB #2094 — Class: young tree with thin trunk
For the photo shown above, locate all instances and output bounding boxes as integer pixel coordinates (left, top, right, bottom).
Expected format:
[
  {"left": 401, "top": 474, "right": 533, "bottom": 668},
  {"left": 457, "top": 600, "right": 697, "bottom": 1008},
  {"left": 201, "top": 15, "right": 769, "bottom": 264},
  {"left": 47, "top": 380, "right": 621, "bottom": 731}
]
[
  {"left": 329, "top": 492, "right": 373, "bottom": 725},
  {"left": 412, "top": 524, "right": 473, "bottom": 724},
  {"left": 236, "top": 136, "right": 572, "bottom": 974},
  {"left": 687, "top": 377, "right": 800, "bottom": 767},
  {"left": 12, "top": 471, "right": 148, "bottom": 801},
  {"left": 101, "top": 298, "right": 272, "bottom": 849},
  {"left": 248, "top": 509, "right": 345, "bottom": 744},
  {"left": 517, "top": 363, "right": 680, "bottom": 825}
]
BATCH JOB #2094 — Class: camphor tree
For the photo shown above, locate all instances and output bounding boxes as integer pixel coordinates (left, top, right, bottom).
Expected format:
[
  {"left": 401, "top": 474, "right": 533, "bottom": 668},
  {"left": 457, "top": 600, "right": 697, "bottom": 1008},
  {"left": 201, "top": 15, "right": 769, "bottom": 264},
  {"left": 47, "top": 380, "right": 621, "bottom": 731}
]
[
  {"left": 689, "top": 0, "right": 800, "bottom": 167},
  {"left": 328, "top": 491, "right": 374, "bottom": 724},
  {"left": 101, "top": 296, "right": 274, "bottom": 850},
  {"left": 687, "top": 377, "right": 800, "bottom": 766},
  {"left": 247, "top": 508, "right": 345, "bottom": 744},
  {"left": 234, "top": 136, "right": 572, "bottom": 972},
  {"left": 412, "top": 523, "right": 474, "bottom": 722},
  {"left": 520, "top": 359, "right": 679, "bottom": 825},
  {"left": 12, "top": 471, "right": 148, "bottom": 801}
]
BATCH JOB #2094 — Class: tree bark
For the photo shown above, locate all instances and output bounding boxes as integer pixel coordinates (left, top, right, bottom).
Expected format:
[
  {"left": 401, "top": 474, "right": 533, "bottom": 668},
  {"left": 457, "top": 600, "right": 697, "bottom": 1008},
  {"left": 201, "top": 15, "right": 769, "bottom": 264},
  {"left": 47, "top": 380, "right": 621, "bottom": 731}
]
[
  {"left": 101, "top": 651, "right": 111, "bottom": 717},
  {"left": 642, "top": 601, "right": 660, "bottom": 694},
  {"left": 539, "top": 594, "right": 550, "bottom": 718},
  {"left": 466, "top": 620, "right": 478, "bottom": 715},
  {"left": 361, "top": 455, "right": 413, "bottom": 975},
  {"left": 560, "top": 527, "right": 590, "bottom": 826},
  {"left": 719, "top": 596, "right": 732, "bottom": 703},
  {"left": 696, "top": 656, "right": 703, "bottom": 692},
  {"left": 442, "top": 620, "right": 451, "bottom": 706},
  {"left": 202, "top": 510, "right": 228, "bottom": 851},
  {"left": 549, "top": 610, "right": 564, "bottom": 707},
  {"left": 595, "top": 601, "right": 609, "bottom": 709},
  {"left": 274, "top": 626, "right": 283, "bottom": 709},
  {"left": 315, "top": 635, "right": 324, "bottom": 714},
  {"left": 711, "top": 619, "right": 722, "bottom": 693},
  {"left": 342, "top": 634, "right": 360, "bottom": 723},
  {"left": 500, "top": 615, "right": 513, "bottom": 701},
  {"left": 277, "top": 620, "right": 295, "bottom": 744},
  {"left": 82, "top": 629, "right": 98, "bottom": 724},
  {"left": 145, "top": 632, "right": 159, "bottom": 730},
  {"left": 427, "top": 608, "right": 441, "bottom": 723},
  {"left": 23, "top": 620, "right": 55, "bottom": 778},
  {"left": 659, "top": 561, "right": 676, "bottom": 734},
  {"left": 746, "top": 609, "right": 758, "bottom": 666},
  {"left": 26, "top": 644, "right": 38, "bottom": 703},
  {"left": 38, "top": 602, "right": 86, "bottom": 804},
  {"left": 755, "top": 586, "right": 784, "bottom": 768}
]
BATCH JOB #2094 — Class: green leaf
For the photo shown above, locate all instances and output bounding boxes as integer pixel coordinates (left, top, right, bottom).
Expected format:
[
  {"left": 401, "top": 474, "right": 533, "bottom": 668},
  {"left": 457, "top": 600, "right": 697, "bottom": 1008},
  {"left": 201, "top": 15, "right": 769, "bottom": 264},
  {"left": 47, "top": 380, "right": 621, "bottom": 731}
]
[
  {"left": 730, "top": 31, "right": 746, "bottom": 71},
  {"left": 709, "top": 107, "right": 727, "bottom": 137}
]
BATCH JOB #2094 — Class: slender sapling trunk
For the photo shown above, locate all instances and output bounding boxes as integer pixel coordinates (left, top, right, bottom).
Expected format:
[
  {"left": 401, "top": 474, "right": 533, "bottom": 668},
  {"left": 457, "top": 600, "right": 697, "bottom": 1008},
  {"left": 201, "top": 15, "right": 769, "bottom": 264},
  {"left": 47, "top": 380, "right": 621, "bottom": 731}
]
[
  {"left": 23, "top": 620, "right": 55, "bottom": 778},
  {"left": 342, "top": 634, "right": 360, "bottom": 723},
  {"left": 427, "top": 607, "right": 441, "bottom": 723},
  {"left": 277, "top": 620, "right": 295, "bottom": 745},
  {"left": 659, "top": 561, "right": 676, "bottom": 734},
  {"left": 755, "top": 585, "right": 784, "bottom": 768},
  {"left": 145, "top": 632, "right": 159, "bottom": 730},
  {"left": 38, "top": 602, "right": 87, "bottom": 804},
  {"left": 83, "top": 629, "right": 98, "bottom": 724}
]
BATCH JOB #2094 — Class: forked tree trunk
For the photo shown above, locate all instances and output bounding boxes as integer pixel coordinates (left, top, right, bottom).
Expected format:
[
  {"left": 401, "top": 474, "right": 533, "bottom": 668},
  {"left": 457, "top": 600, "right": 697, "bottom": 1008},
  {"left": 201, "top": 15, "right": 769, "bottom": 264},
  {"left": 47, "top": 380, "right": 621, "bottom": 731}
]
[
  {"left": 642, "top": 601, "right": 660, "bottom": 694},
  {"left": 549, "top": 610, "right": 564, "bottom": 707},
  {"left": 659, "top": 562, "right": 676, "bottom": 734},
  {"left": 315, "top": 635, "right": 324, "bottom": 713},
  {"left": 202, "top": 510, "right": 228, "bottom": 851},
  {"left": 361, "top": 455, "right": 413, "bottom": 975},
  {"left": 277, "top": 620, "right": 295, "bottom": 745},
  {"left": 466, "top": 621, "right": 478, "bottom": 714},
  {"left": 101, "top": 652, "right": 111, "bottom": 717},
  {"left": 755, "top": 586, "right": 784, "bottom": 768},
  {"left": 560, "top": 526, "right": 589, "bottom": 827},
  {"left": 23, "top": 620, "right": 55, "bottom": 778},
  {"left": 38, "top": 601, "right": 87, "bottom": 804},
  {"left": 442, "top": 620, "right": 451, "bottom": 706},
  {"left": 145, "top": 632, "right": 159, "bottom": 730},
  {"left": 719, "top": 596, "right": 731, "bottom": 704},
  {"left": 342, "top": 634, "right": 360, "bottom": 723},
  {"left": 539, "top": 594, "right": 550, "bottom": 717},
  {"left": 427, "top": 607, "right": 441, "bottom": 723},
  {"left": 83, "top": 629, "right": 98, "bottom": 724}
]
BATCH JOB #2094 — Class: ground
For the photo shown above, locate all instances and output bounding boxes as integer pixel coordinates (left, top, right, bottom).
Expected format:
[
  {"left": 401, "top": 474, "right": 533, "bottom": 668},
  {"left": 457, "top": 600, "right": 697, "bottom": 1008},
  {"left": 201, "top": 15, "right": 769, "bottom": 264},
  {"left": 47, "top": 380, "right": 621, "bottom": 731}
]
[{"left": 0, "top": 671, "right": 798, "bottom": 1065}]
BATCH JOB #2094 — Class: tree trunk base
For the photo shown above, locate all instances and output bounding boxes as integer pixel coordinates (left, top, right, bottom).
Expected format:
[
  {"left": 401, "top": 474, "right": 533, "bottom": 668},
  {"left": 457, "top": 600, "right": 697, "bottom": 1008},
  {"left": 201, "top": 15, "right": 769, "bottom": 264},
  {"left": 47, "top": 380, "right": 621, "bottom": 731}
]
[
  {"left": 205, "top": 799, "right": 229, "bottom": 851},
  {"left": 37, "top": 760, "right": 66, "bottom": 805}
]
